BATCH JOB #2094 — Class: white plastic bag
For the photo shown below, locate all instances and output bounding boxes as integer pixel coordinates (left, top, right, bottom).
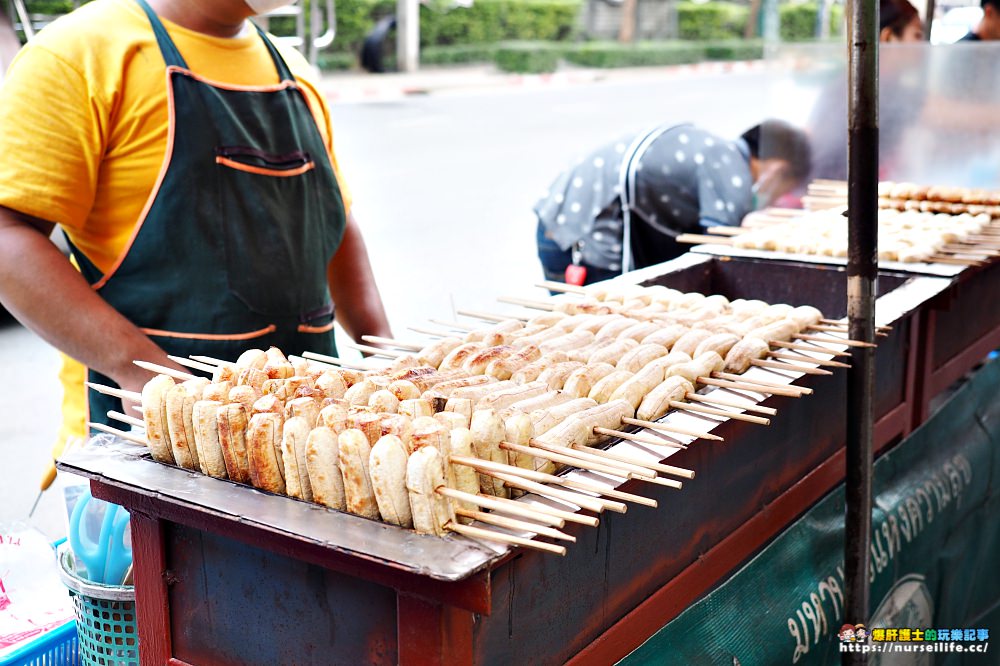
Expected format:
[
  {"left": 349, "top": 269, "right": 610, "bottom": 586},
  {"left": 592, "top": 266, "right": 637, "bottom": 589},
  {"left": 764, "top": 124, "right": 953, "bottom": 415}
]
[{"left": 0, "top": 525, "right": 75, "bottom": 658}]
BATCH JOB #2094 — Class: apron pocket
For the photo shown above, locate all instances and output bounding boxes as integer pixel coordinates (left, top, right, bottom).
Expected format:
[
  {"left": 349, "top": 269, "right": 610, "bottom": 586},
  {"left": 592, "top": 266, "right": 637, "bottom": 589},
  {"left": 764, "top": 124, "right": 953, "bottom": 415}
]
[{"left": 216, "top": 145, "right": 333, "bottom": 318}]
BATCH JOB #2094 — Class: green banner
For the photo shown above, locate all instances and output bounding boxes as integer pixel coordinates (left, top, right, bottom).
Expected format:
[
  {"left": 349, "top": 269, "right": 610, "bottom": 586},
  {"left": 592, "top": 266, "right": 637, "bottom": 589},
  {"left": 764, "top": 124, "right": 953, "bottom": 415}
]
[{"left": 622, "top": 357, "right": 1000, "bottom": 666}]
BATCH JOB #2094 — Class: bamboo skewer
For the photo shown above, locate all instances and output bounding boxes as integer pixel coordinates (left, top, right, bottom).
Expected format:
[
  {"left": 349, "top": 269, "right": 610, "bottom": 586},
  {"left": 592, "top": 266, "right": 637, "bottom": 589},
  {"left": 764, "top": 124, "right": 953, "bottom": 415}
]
[
  {"left": 807, "top": 323, "right": 865, "bottom": 333},
  {"left": 133, "top": 360, "right": 196, "bottom": 382},
  {"left": 927, "top": 255, "right": 983, "bottom": 266},
  {"left": 699, "top": 376, "right": 810, "bottom": 397},
  {"left": 750, "top": 358, "right": 833, "bottom": 376},
  {"left": 360, "top": 335, "right": 423, "bottom": 351},
  {"left": 559, "top": 477, "right": 658, "bottom": 507},
  {"left": 437, "top": 488, "right": 568, "bottom": 527},
  {"left": 705, "top": 225, "right": 746, "bottom": 236},
  {"left": 526, "top": 441, "right": 681, "bottom": 488},
  {"left": 446, "top": 521, "right": 567, "bottom": 555},
  {"left": 768, "top": 351, "right": 851, "bottom": 368},
  {"left": 86, "top": 382, "right": 142, "bottom": 402},
  {"left": 686, "top": 392, "right": 777, "bottom": 416},
  {"left": 407, "top": 325, "right": 450, "bottom": 338},
  {"left": 632, "top": 475, "right": 685, "bottom": 489},
  {"left": 458, "top": 309, "right": 531, "bottom": 323},
  {"left": 616, "top": 416, "right": 721, "bottom": 441},
  {"left": 523, "top": 440, "right": 662, "bottom": 480},
  {"left": 940, "top": 246, "right": 999, "bottom": 257},
  {"left": 289, "top": 355, "right": 339, "bottom": 370},
  {"left": 455, "top": 309, "right": 506, "bottom": 323},
  {"left": 452, "top": 508, "right": 576, "bottom": 542},
  {"left": 491, "top": 472, "right": 627, "bottom": 514},
  {"left": 676, "top": 233, "right": 734, "bottom": 245},
  {"left": 769, "top": 340, "right": 851, "bottom": 357},
  {"left": 167, "top": 355, "right": 218, "bottom": 373},
  {"left": 593, "top": 427, "right": 694, "bottom": 453},
  {"left": 535, "top": 281, "right": 588, "bottom": 294},
  {"left": 301, "top": 351, "right": 377, "bottom": 369},
  {"left": 341, "top": 342, "right": 405, "bottom": 358},
  {"left": 569, "top": 441, "right": 694, "bottom": 481},
  {"left": 819, "top": 317, "right": 892, "bottom": 332},
  {"left": 107, "top": 410, "right": 144, "bottom": 429},
  {"left": 500, "top": 441, "right": 635, "bottom": 479},
  {"left": 189, "top": 355, "right": 234, "bottom": 367},
  {"left": 427, "top": 318, "right": 475, "bottom": 332},
  {"left": 794, "top": 333, "right": 876, "bottom": 348},
  {"left": 666, "top": 401, "right": 771, "bottom": 425},
  {"left": 87, "top": 422, "right": 148, "bottom": 446},
  {"left": 698, "top": 372, "right": 808, "bottom": 398},
  {"left": 498, "top": 296, "right": 555, "bottom": 311},
  {"left": 447, "top": 488, "right": 599, "bottom": 527},
  {"left": 451, "top": 456, "right": 656, "bottom": 507},
  {"left": 807, "top": 324, "right": 888, "bottom": 339}
]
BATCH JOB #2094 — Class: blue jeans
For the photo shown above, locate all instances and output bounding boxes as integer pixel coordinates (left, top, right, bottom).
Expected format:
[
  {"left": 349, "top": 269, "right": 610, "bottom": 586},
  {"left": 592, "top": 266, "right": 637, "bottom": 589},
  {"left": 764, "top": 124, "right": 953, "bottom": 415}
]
[{"left": 535, "top": 220, "right": 620, "bottom": 286}]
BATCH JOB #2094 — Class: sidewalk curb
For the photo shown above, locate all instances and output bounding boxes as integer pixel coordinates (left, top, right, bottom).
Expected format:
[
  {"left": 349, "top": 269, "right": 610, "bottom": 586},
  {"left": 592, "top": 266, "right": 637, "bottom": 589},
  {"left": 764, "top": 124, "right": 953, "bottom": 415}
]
[{"left": 322, "top": 59, "right": 769, "bottom": 104}]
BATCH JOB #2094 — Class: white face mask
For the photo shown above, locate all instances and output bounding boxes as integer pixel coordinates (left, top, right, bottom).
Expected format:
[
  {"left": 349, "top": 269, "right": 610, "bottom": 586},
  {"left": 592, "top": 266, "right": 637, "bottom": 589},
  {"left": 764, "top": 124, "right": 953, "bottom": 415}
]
[{"left": 245, "top": 0, "right": 297, "bottom": 15}]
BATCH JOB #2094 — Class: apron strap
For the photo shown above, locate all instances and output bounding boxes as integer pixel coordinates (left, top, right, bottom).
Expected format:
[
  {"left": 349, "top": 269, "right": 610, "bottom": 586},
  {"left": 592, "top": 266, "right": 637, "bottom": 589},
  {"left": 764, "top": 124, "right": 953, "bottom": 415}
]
[
  {"left": 134, "top": 0, "right": 190, "bottom": 69},
  {"left": 253, "top": 23, "right": 297, "bottom": 83},
  {"left": 618, "top": 123, "right": 685, "bottom": 274}
]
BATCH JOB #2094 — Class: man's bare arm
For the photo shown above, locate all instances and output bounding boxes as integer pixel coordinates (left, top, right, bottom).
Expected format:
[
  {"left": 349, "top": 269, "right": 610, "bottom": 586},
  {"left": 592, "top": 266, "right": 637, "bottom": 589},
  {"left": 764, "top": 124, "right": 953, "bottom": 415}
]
[
  {"left": 0, "top": 205, "right": 180, "bottom": 394},
  {"left": 327, "top": 213, "right": 392, "bottom": 342}
]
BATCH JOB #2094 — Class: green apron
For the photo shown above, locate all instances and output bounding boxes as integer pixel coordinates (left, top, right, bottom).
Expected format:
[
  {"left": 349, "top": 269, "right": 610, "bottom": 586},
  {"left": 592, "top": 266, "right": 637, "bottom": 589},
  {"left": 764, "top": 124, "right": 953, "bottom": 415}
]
[{"left": 73, "top": 0, "right": 346, "bottom": 428}]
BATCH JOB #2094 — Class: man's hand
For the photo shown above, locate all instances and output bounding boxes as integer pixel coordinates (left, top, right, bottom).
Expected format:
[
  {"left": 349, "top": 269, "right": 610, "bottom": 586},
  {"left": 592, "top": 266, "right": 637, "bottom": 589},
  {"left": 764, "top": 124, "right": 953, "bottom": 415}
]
[{"left": 0, "top": 205, "right": 186, "bottom": 391}]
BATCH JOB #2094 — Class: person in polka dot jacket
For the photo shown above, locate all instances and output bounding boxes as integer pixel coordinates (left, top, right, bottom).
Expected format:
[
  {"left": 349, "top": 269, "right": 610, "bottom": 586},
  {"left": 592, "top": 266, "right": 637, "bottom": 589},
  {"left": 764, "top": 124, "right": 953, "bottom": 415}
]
[{"left": 535, "top": 119, "right": 812, "bottom": 285}]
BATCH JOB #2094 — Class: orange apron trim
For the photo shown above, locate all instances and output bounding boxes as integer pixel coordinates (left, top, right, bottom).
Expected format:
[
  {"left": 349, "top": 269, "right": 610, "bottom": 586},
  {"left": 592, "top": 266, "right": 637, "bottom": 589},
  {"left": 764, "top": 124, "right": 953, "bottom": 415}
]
[
  {"left": 296, "top": 320, "right": 336, "bottom": 334},
  {"left": 140, "top": 324, "right": 277, "bottom": 340},
  {"left": 215, "top": 156, "right": 315, "bottom": 178},
  {"left": 175, "top": 66, "right": 298, "bottom": 93}
]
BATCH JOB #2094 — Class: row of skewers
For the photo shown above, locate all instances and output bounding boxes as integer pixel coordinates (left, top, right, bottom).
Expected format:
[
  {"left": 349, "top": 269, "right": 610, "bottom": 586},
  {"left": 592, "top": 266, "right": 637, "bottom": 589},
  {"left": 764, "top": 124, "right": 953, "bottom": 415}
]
[
  {"left": 677, "top": 207, "right": 1000, "bottom": 266},
  {"left": 805, "top": 179, "right": 1000, "bottom": 216},
  {"left": 88, "top": 281, "right": 868, "bottom": 555}
]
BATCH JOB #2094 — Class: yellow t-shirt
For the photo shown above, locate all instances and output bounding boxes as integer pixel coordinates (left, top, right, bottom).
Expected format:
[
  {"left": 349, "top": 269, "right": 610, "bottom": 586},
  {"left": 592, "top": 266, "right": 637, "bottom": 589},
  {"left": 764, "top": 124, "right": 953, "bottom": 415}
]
[{"left": 0, "top": 0, "right": 352, "bottom": 443}]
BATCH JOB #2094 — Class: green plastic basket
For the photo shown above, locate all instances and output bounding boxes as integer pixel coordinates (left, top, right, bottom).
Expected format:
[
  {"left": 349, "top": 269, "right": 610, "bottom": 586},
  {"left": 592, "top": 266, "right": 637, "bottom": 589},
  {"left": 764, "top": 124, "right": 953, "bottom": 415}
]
[{"left": 57, "top": 547, "right": 138, "bottom": 666}]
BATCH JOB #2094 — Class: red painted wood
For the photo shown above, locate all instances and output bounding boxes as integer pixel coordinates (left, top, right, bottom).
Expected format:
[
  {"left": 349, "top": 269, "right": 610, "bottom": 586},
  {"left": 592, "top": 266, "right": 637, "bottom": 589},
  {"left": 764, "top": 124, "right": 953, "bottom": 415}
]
[
  {"left": 914, "top": 298, "right": 1000, "bottom": 427},
  {"left": 565, "top": 418, "right": 912, "bottom": 666},
  {"left": 128, "top": 510, "right": 172, "bottom": 665},
  {"left": 874, "top": 403, "right": 908, "bottom": 449},
  {"left": 900, "top": 309, "right": 921, "bottom": 439},
  {"left": 397, "top": 594, "right": 474, "bottom": 666},
  {"left": 915, "top": 308, "right": 938, "bottom": 425},
  {"left": 91, "top": 483, "right": 493, "bottom": 615}
]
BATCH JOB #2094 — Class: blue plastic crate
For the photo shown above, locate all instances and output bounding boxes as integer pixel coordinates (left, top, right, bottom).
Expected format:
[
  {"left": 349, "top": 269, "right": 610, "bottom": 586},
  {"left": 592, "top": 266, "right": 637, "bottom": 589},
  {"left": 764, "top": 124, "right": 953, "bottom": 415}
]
[{"left": 0, "top": 621, "right": 79, "bottom": 666}]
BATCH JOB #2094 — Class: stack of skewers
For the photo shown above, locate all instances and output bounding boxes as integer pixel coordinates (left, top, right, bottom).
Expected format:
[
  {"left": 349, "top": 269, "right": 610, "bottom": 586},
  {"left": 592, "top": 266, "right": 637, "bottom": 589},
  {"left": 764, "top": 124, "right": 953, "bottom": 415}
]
[
  {"left": 804, "top": 179, "right": 1000, "bottom": 217},
  {"left": 677, "top": 206, "right": 1000, "bottom": 267},
  {"left": 88, "top": 282, "right": 868, "bottom": 556}
]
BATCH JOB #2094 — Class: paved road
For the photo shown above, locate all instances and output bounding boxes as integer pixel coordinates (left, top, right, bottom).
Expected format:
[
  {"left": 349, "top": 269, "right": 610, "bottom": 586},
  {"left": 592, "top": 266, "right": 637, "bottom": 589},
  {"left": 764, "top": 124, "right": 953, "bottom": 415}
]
[{"left": 0, "top": 70, "right": 774, "bottom": 538}]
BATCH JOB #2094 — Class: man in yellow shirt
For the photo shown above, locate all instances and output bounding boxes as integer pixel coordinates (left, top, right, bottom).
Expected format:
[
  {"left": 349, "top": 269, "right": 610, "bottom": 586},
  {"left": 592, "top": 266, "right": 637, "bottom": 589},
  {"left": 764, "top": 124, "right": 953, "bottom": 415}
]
[{"left": 0, "top": 0, "right": 391, "bottom": 442}]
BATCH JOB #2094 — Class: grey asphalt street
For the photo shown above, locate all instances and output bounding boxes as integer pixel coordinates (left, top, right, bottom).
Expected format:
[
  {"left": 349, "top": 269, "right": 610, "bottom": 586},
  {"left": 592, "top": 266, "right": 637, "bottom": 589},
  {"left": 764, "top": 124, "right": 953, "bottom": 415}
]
[{"left": 0, "top": 69, "right": 774, "bottom": 538}]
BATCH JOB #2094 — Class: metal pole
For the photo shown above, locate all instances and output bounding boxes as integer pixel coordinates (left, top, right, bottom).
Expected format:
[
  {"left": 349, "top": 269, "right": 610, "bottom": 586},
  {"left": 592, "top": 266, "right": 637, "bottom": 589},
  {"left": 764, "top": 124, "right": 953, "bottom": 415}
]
[
  {"left": 844, "top": 0, "right": 878, "bottom": 661},
  {"left": 396, "top": 0, "right": 419, "bottom": 72}
]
